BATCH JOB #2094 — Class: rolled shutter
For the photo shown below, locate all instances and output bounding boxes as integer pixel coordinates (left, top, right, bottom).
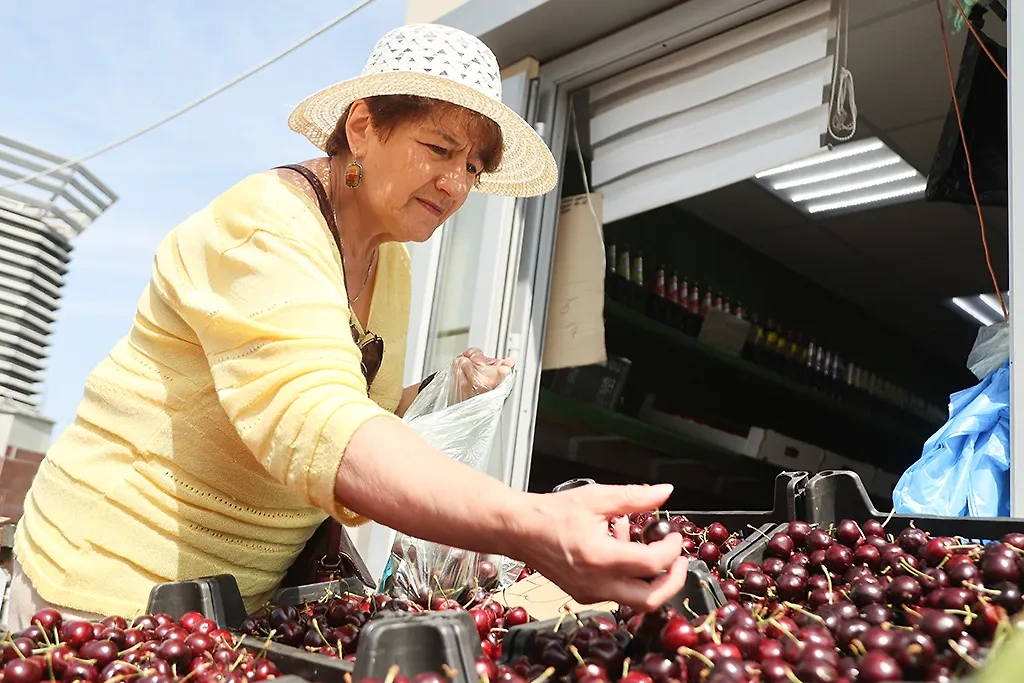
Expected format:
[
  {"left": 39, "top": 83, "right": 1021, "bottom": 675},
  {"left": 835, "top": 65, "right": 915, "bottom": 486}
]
[{"left": 588, "top": 0, "right": 837, "bottom": 224}]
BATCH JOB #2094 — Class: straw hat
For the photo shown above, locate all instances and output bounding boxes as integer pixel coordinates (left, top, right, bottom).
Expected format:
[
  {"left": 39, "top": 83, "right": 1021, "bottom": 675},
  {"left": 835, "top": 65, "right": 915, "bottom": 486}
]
[{"left": 288, "top": 23, "right": 559, "bottom": 198}]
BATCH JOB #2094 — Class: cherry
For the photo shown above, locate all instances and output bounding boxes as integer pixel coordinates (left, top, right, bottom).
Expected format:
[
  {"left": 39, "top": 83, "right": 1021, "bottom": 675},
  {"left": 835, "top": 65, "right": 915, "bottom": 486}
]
[
  {"left": 861, "top": 627, "right": 897, "bottom": 653},
  {"left": 706, "top": 522, "right": 730, "bottom": 546},
  {"left": 679, "top": 536, "right": 696, "bottom": 555},
  {"left": 100, "top": 616, "right": 128, "bottom": 630},
  {"left": 885, "top": 576, "right": 922, "bottom": 606},
  {"left": 18, "top": 627, "right": 45, "bottom": 646},
  {"left": 776, "top": 573, "right": 808, "bottom": 601},
  {"left": 762, "top": 557, "right": 787, "bottom": 577},
  {"left": 809, "top": 550, "right": 827, "bottom": 568},
  {"left": 698, "top": 542, "right": 721, "bottom": 565},
  {"left": 766, "top": 533, "right": 795, "bottom": 559},
  {"left": 848, "top": 580, "right": 884, "bottom": 607},
  {"left": 78, "top": 641, "right": 118, "bottom": 670},
  {"left": 132, "top": 615, "right": 160, "bottom": 630},
  {"left": 760, "top": 658, "right": 793, "bottom": 683},
  {"left": 1002, "top": 532, "right": 1024, "bottom": 551},
  {"left": 992, "top": 582, "right": 1024, "bottom": 613},
  {"left": 787, "top": 521, "right": 811, "bottom": 545},
  {"left": 571, "top": 662, "right": 605, "bottom": 682},
  {"left": 922, "top": 568, "right": 949, "bottom": 590},
  {"left": 183, "top": 633, "right": 214, "bottom": 658},
  {"left": 856, "top": 651, "right": 901, "bottom": 682},
  {"left": 892, "top": 630, "right": 936, "bottom": 673},
  {"left": 123, "top": 629, "right": 148, "bottom": 648},
  {"left": 862, "top": 519, "right": 885, "bottom": 537},
  {"left": 921, "top": 537, "right": 956, "bottom": 567},
  {"left": 919, "top": 610, "right": 965, "bottom": 643},
  {"left": 946, "top": 561, "right": 980, "bottom": 587},
  {"left": 720, "top": 579, "right": 741, "bottom": 602},
  {"left": 642, "top": 519, "right": 673, "bottom": 545},
  {"left": 790, "top": 552, "right": 811, "bottom": 568},
  {"left": 806, "top": 529, "right": 833, "bottom": 552},
  {"left": 835, "top": 520, "right": 864, "bottom": 548},
  {"left": 61, "top": 661, "right": 99, "bottom": 683},
  {"left": 659, "top": 618, "right": 697, "bottom": 652},
  {"left": 853, "top": 544, "right": 882, "bottom": 570},
  {"left": 759, "top": 639, "right": 784, "bottom": 661},
  {"left": 834, "top": 619, "right": 870, "bottom": 653},
  {"left": 628, "top": 524, "right": 644, "bottom": 542},
  {"left": 469, "top": 609, "right": 492, "bottom": 638},
  {"left": 29, "top": 608, "right": 62, "bottom": 635},
  {"left": 99, "top": 662, "right": 136, "bottom": 683},
  {"left": 860, "top": 604, "right": 891, "bottom": 626},
  {"left": 506, "top": 607, "right": 530, "bottom": 627},
  {"left": 743, "top": 571, "right": 770, "bottom": 597},
  {"left": 824, "top": 545, "right": 853, "bottom": 573},
  {"left": 982, "top": 553, "right": 1020, "bottom": 584},
  {"left": 794, "top": 660, "right": 839, "bottom": 683},
  {"left": 896, "top": 526, "right": 928, "bottom": 555},
  {"left": 639, "top": 653, "right": 677, "bottom": 682}
]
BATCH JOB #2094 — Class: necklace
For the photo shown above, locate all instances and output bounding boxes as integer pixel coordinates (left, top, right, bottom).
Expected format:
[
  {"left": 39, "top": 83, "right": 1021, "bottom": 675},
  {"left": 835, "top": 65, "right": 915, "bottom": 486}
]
[{"left": 328, "top": 160, "right": 377, "bottom": 304}]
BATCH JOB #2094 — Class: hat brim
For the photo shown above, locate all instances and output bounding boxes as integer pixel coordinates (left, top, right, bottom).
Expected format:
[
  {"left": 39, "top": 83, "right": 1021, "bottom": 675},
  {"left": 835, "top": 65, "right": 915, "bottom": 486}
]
[{"left": 288, "top": 72, "right": 559, "bottom": 198}]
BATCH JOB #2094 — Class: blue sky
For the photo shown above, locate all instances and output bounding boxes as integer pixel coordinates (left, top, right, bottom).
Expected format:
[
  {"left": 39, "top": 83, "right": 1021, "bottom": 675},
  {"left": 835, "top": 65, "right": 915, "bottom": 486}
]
[{"left": 0, "top": 0, "right": 406, "bottom": 436}]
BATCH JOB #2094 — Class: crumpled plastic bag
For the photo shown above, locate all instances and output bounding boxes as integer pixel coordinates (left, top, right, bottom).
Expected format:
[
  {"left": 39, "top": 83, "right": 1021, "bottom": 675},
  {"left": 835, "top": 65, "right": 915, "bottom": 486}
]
[
  {"left": 379, "top": 356, "right": 524, "bottom": 604},
  {"left": 892, "top": 356, "right": 1010, "bottom": 518},
  {"left": 967, "top": 320, "right": 1009, "bottom": 380}
]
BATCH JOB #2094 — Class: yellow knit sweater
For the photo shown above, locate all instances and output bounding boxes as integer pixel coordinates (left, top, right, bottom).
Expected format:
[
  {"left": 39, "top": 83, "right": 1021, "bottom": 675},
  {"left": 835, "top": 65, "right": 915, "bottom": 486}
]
[{"left": 14, "top": 172, "right": 409, "bottom": 617}]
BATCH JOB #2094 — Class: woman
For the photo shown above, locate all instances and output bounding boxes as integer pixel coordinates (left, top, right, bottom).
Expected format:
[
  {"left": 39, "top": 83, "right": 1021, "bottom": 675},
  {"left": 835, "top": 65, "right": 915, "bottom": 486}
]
[{"left": 9, "top": 23, "right": 687, "bottom": 629}]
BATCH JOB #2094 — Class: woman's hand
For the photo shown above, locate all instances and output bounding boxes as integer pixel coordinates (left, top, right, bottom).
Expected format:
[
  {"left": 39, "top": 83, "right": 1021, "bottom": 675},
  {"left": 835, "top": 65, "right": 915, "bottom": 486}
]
[
  {"left": 515, "top": 483, "right": 688, "bottom": 612},
  {"left": 452, "top": 348, "right": 515, "bottom": 401}
]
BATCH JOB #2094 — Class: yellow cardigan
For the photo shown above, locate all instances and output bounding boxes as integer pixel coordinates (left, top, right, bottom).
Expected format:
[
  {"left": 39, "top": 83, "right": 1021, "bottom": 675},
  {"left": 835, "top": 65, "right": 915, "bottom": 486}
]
[{"left": 14, "top": 172, "right": 410, "bottom": 617}]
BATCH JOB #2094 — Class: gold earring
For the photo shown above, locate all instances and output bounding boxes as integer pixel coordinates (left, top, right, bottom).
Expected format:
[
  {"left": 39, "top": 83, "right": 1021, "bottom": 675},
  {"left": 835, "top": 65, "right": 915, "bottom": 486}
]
[{"left": 344, "top": 159, "right": 363, "bottom": 188}]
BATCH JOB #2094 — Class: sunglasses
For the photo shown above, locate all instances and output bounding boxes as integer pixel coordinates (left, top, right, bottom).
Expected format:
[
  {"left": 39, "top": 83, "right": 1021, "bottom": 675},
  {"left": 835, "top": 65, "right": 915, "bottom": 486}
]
[{"left": 350, "top": 323, "right": 384, "bottom": 391}]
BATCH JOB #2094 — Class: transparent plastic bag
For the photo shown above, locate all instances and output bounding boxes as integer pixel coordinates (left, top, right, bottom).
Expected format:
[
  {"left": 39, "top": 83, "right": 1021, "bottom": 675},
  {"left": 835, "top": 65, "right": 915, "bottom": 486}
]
[
  {"left": 380, "top": 356, "right": 524, "bottom": 604},
  {"left": 893, "top": 358, "right": 1010, "bottom": 517}
]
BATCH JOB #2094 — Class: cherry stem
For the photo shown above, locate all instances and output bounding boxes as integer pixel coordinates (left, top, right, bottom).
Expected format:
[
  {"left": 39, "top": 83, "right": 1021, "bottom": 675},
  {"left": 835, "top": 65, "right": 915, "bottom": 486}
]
[
  {"left": 784, "top": 668, "right": 804, "bottom": 683},
  {"left": 385, "top": 664, "right": 401, "bottom": 683},
  {"left": 569, "top": 645, "right": 585, "bottom": 667},
  {"left": 948, "top": 640, "right": 982, "bottom": 669},
  {"left": 850, "top": 639, "right": 867, "bottom": 657},
  {"left": 553, "top": 612, "right": 568, "bottom": 633},
  {"left": 229, "top": 652, "right": 245, "bottom": 672},
  {"left": 767, "top": 618, "right": 801, "bottom": 647},
  {"left": 442, "top": 664, "right": 458, "bottom": 680},
  {"left": 258, "top": 630, "right": 277, "bottom": 659},
  {"left": 701, "top": 580, "right": 723, "bottom": 607},
  {"left": 530, "top": 667, "right": 556, "bottom": 683},
  {"left": 677, "top": 647, "right": 715, "bottom": 669},
  {"left": 622, "top": 657, "right": 631, "bottom": 680},
  {"left": 899, "top": 559, "right": 931, "bottom": 580},
  {"left": 965, "top": 582, "right": 1002, "bottom": 596},
  {"left": 822, "top": 567, "right": 834, "bottom": 599},
  {"left": 32, "top": 622, "right": 52, "bottom": 648},
  {"left": 681, "top": 599, "right": 699, "bottom": 619},
  {"left": 902, "top": 605, "right": 923, "bottom": 619},
  {"left": 880, "top": 508, "right": 897, "bottom": 529},
  {"left": 434, "top": 577, "right": 450, "bottom": 601},
  {"left": 782, "top": 602, "right": 825, "bottom": 624},
  {"left": 344, "top": 674, "right": 353, "bottom": 683},
  {"left": 746, "top": 525, "right": 772, "bottom": 541}
]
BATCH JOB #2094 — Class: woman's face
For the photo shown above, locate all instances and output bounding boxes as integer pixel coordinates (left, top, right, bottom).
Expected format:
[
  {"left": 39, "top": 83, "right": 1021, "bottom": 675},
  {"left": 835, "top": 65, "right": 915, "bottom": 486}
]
[{"left": 346, "top": 101, "right": 490, "bottom": 243}]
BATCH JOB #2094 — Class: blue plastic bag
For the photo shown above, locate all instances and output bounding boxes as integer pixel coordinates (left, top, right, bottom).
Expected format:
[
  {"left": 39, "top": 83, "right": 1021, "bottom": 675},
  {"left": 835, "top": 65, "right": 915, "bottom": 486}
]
[{"left": 893, "top": 358, "right": 1010, "bottom": 517}]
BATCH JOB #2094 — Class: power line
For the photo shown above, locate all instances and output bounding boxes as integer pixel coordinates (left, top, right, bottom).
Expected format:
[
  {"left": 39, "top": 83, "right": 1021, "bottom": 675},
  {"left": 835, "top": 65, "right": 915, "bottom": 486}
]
[{"left": 1, "top": 0, "right": 378, "bottom": 190}]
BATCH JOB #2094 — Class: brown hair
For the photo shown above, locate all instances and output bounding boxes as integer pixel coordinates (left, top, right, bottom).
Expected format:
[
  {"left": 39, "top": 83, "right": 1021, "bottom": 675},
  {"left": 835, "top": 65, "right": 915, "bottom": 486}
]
[{"left": 326, "top": 95, "right": 504, "bottom": 174}]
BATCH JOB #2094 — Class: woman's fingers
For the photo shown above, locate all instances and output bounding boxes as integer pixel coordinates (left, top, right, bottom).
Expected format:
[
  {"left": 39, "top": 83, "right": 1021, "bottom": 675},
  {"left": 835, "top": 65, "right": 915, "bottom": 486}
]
[
  {"left": 605, "top": 556, "right": 689, "bottom": 612},
  {"left": 595, "top": 532, "right": 683, "bottom": 577}
]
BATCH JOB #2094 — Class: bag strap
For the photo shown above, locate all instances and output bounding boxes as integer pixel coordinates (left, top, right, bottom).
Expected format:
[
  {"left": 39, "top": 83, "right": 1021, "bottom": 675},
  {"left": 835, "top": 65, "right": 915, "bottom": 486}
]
[
  {"left": 275, "top": 164, "right": 344, "bottom": 261},
  {"left": 275, "top": 164, "right": 373, "bottom": 586}
]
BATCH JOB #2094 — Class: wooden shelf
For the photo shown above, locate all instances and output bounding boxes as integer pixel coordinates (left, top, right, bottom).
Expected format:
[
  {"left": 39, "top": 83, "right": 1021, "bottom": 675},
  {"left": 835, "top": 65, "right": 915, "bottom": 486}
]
[
  {"left": 602, "top": 299, "right": 935, "bottom": 447},
  {"left": 536, "top": 389, "right": 782, "bottom": 477}
]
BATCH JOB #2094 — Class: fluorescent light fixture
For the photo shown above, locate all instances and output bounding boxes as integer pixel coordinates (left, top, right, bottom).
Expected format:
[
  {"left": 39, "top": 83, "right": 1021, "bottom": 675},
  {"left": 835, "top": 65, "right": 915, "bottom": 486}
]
[
  {"left": 755, "top": 138, "right": 884, "bottom": 178},
  {"left": 947, "top": 291, "right": 1010, "bottom": 327},
  {"left": 807, "top": 182, "right": 928, "bottom": 214},
  {"left": 753, "top": 137, "right": 927, "bottom": 215}
]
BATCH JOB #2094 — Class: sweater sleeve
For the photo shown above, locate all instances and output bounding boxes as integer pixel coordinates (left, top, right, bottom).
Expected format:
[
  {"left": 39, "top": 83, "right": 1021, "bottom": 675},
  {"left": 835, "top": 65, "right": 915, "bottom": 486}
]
[{"left": 151, "top": 176, "right": 401, "bottom": 523}]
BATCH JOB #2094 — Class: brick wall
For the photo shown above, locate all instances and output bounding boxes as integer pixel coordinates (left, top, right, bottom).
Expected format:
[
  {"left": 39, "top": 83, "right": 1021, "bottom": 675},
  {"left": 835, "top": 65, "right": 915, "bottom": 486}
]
[{"left": 0, "top": 446, "right": 44, "bottom": 522}]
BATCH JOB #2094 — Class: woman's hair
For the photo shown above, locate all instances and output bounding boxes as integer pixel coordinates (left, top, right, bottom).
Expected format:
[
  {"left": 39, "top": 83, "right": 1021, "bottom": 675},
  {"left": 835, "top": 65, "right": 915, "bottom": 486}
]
[{"left": 326, "top": 95, "right": 504, "bottom": 174}]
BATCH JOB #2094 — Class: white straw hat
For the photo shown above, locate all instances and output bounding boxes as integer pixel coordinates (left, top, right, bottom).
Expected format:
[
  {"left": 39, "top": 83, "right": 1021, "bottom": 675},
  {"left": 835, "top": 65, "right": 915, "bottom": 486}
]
[{"left": 288, "top": 23, "right": 559, "bottom": 198}]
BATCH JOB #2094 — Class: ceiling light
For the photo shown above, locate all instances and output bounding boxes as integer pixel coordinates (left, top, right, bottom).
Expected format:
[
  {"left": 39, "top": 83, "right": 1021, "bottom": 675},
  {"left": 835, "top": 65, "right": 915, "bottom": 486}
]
[
  {"left": 789, "top": 169, "right": 919, "bottom": 202},
  {"left": 807, "top": 182, "right": 928, "bottom": 214},
  {"left": 755, "top": 138, "right": 884, "bottom": 178},
  {"left": 946, "top": 292, "right": 1010, "bottom": 327},
  {"left": 753, "top": 137, "right": 927, "bottom": 215}
]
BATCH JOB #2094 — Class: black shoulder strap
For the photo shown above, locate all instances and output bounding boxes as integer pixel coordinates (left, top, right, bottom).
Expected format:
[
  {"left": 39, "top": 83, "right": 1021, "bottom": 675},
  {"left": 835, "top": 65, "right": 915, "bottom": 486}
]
[{"left": 275, "top": 164, "right": 344, "bottom": 260}]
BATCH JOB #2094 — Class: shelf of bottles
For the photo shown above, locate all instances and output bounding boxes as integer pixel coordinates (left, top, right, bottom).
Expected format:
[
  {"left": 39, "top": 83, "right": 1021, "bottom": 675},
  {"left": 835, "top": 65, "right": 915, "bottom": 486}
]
[{"left": 606, "top": 242, "right": 948, "bottom": 428}]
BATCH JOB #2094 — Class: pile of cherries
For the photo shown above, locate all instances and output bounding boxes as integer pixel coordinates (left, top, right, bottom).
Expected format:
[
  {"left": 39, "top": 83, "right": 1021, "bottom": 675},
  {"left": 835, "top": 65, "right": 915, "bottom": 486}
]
[
  {"left": 1, "top": 609, "right": 279, "bottom": 683},
  {"left": 239, "top": 590, "right": 530, "bottom": 663},
  {"left": 625, "top": 514, "right": 741, "bottom": 572},
  {"left": 499, "top": 517, "right": 1024, "bottom": 683}
]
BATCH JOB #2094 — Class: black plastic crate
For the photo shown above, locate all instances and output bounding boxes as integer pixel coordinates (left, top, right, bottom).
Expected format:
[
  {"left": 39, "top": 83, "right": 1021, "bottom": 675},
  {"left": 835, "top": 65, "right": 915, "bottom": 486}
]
[
  {"left": 352, "top": 610, "right": 482, "bottom": 683},
  {"left": 146, "top": 575, "right": 249, "bottom": 629},
  {"left": 804, "top": 470, "right": 1024, "bottom": 541},
  {"left": 499, "top": 610, "right": 615, "bottom": 664},
  {"left": 670, "top": 471, "right": 808, "bottom": 529},
  {"left": 237, "top": 637, "right": 353, "bottom": 683}
]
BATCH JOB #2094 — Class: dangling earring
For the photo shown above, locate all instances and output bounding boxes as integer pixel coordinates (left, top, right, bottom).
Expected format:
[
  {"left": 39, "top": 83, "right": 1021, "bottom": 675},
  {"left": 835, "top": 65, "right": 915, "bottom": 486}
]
[{"left": 344, "top": 158, "right": 363, "bottom": 188}]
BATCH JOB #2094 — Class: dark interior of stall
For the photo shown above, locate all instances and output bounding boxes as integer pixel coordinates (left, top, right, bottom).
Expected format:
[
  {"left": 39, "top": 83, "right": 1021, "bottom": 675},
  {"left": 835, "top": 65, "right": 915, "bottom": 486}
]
[{"left": 527, "top": 1, "right": 1009, "bottom": 512}]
